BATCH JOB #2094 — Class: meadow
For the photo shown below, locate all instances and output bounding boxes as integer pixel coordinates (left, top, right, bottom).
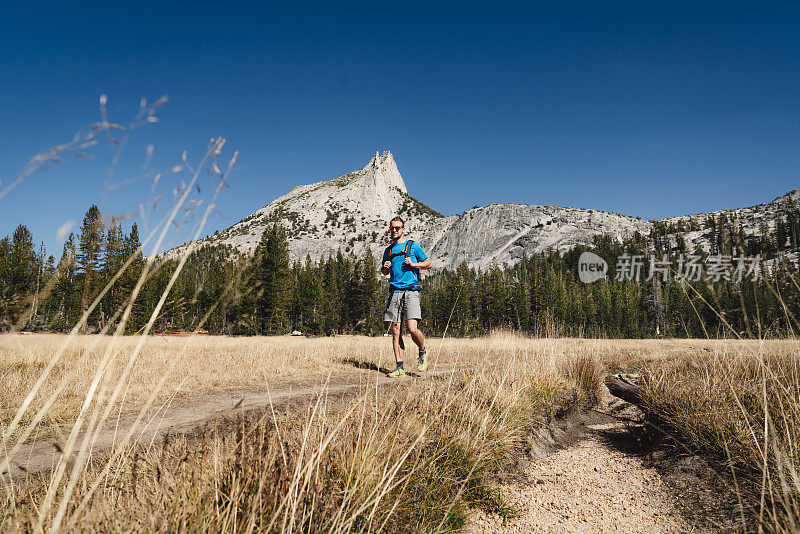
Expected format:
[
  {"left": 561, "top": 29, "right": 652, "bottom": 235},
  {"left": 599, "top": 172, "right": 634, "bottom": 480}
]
[{"left": 0, "top": 333, "right": 797, "bottom": 531}]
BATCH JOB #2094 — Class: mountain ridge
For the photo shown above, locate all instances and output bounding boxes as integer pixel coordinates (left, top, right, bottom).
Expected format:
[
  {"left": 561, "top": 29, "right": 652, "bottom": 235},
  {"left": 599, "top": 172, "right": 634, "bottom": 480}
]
[{"left": 169, "top": 152, "right": 798, "bottom": 270}]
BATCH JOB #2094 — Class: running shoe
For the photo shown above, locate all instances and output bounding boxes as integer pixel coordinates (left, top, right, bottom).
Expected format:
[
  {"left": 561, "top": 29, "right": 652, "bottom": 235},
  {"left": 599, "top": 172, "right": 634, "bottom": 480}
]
[{"left": 417, "top": 349, "right": 428, "bottom": 372}]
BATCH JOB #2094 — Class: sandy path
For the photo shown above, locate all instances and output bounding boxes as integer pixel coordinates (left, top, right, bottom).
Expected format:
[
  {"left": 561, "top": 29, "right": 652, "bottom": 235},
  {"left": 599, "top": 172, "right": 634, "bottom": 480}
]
[
  {"left": 468, "top": 386, "right": 742, "bottom": 534},
  {"left": 2, "top": 366, "right": 453, "bottom": 481},
  {"left": 470, "top": 424, "right": 688, "bottom": 533}
]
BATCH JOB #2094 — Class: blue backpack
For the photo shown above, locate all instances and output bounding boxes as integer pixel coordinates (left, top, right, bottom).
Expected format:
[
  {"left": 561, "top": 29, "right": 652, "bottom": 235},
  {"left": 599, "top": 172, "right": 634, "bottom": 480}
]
[{"left": 386, "top": 240, "right": 422, "bottom": 291}]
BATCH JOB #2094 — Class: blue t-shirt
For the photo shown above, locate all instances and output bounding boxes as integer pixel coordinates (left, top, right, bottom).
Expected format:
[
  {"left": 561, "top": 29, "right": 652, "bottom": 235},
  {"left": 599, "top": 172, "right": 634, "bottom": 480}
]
[{"left": 382, "top": 240, "right": 428, "bottom": 291}]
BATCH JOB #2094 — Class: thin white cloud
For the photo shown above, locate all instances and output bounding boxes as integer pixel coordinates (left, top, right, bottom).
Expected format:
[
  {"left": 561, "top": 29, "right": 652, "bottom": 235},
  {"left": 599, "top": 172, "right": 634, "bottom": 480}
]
[{"left": 56, "top": 219, "right": 76, "bottom": 242}]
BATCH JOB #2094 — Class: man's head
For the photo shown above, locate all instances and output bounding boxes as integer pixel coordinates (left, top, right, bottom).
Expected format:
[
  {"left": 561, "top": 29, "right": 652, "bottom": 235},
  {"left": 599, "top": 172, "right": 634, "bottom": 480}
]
[{"left": 389, "top": 216, "right": 405, "bottom": 241}]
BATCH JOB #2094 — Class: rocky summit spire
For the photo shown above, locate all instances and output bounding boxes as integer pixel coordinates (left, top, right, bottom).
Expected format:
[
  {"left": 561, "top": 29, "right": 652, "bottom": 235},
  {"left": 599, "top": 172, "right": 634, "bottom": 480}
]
[{"left": 363, "top": 150, "right": 406, "bottom": 195}]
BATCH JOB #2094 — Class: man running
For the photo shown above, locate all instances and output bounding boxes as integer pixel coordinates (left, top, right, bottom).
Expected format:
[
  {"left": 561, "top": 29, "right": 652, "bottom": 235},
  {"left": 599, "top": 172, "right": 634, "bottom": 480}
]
[{"left": 381, "top": 216, "right": 432, "bottom": 377}]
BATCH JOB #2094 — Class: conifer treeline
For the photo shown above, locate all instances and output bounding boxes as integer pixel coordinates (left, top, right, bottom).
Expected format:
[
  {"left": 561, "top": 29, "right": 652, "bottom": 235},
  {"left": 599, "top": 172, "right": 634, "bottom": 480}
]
[
  {"left": 0, "top": 206, "right": 147, "bottom": 332},
  {"left": 2, "top": 205, "right": 799, "bottom": 337},
  {"left": 422, "top": 244, "right": 794, "bottom": 338},
  {"left": 0, "top": 208, "right": 387, "bottom": 336}
]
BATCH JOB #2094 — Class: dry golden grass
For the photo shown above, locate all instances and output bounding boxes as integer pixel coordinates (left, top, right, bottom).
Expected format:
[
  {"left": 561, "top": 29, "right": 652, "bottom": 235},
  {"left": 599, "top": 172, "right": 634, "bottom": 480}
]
[
  {"left": 3, "top": 333, "right": 800, "bottom": 531},
  {"left": 0, "top": 334, "right": 363, "bottom": 443},
  {"left": 0, "top": 333, "right": 755, "bottom": 440},
  {"left": 639, "top": 340, "right": 800, "bottom": 533},
  {"left": 1, "top": 333, "right": 794, "bottom": 441},
  {"left": 2, "top": 330, "right": 609, "bottom": 531}
]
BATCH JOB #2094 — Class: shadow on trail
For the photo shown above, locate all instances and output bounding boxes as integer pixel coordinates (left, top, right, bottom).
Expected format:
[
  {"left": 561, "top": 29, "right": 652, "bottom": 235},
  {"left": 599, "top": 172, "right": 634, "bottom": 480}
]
[
  {"left": 341, "top": 358, "right": 423, "bottom": 378},
  {"left": 595, "top": 423, "right": 649, "bottom": 457},
  {"left": 342, "top": 358, "right": 389, "bottom": 374}
]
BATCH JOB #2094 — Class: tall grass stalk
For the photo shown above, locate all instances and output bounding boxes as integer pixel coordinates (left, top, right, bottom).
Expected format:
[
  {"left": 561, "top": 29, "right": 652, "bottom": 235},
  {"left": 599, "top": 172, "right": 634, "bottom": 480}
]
[{"left": 1, "top": 105, "right": 240, "bottom": 532}]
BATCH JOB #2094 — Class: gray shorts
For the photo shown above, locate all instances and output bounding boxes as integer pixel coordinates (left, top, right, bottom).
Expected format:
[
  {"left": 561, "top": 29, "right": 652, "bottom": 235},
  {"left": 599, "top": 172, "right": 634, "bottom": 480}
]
[{"left": 384, "top": 291, "right": 422, "bottom": 323}]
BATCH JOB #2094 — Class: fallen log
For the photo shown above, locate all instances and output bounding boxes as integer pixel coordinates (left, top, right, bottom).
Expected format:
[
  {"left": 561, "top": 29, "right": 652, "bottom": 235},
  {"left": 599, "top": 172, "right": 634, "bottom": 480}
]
[
  {"left": 604, "top": 374, "right": 678, "bottom": 451},
  {"left": 604, "top": 374, "right": 645, "bottom": 406}
]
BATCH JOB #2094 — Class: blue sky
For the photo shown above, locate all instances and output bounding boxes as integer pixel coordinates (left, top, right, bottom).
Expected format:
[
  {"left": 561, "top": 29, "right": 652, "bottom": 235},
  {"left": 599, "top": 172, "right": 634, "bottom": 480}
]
[{"left": 2, "top": 2, "right": 800, "bottom": 258}]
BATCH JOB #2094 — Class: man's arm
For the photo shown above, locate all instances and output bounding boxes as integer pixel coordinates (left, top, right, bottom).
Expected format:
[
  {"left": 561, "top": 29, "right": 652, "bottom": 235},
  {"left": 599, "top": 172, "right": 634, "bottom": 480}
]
[
  {"left": 406, "top": 242, "right": 432, "bottom": 270},
  {"left": 411, "top": 258, "right": 432, "bottom": 270}
]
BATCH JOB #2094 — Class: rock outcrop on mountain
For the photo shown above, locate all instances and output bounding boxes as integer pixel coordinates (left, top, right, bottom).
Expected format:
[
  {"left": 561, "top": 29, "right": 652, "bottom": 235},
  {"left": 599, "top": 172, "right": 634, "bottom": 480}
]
[
  {"left": 422, "top": 204, "right": 649, "bottom": 270},
  {"left": 194, "top": 151, "right": 441, "bottom": 261},
  {"left": 173, "top": 151, "right": 798, "bottom": 270},
  {"left": 652, "top": 189, "right": 800, "bottom": 255}
]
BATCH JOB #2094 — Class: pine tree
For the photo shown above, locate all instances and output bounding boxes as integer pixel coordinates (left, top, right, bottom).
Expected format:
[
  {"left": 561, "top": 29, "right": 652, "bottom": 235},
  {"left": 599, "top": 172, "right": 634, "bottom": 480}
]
[
  {"left": 49, "top": 233, "right": 78, "bottom": 330},
  {"left": 10, "top": 225, "right": 36, "bottom": 287},
  {"left": 296, "top": 255, "right": 325, "bottom": 334},
  {"left": 122, "top": 223, "right": 147, "bottom": 332},
  {"left": 38, "top": 254, "right": 57, "bottom": 323},
  {"left": 320, "top": 256, "right": 340, "bottom": 335},
  {"left": 100, "top": 217, "right": 124, "bottom": 329},
  {"left": 776, "top": 217, "right": 788, "bottom": 251},
  {"left": 510, "top": 257, "right": 531, "bottom": 331},
  {"left": 645, "top": 276, "right": 665, "bottom": 335},
  {"left": 76, "top": 205, "right": 105, "bottom": 331},
  {"left": 4, "top": 225, "right": 38, "bottom": 328},
  {"left": 255, "top": 224, "right": 293, "bottom": 334},
  {"left": 30, "top": 242, "right": 46, "bottom": 327},
  {"left": 454, "top": 261, "right": 476, "bottom": 335},
  {"left": 334, "top": 249, "right": 354, "bottom": 332}
]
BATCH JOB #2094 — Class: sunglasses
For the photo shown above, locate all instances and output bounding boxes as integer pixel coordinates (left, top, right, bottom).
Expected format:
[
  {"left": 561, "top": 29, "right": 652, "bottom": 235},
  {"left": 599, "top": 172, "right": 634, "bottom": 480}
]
[{"left": 390, "top": 226, "right": 403, "bottom": 231}]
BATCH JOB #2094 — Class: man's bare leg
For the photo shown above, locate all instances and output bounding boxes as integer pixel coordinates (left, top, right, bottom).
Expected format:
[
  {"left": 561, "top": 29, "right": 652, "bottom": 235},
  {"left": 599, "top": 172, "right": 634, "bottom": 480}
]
[
  {"left": 391, "top": 321, "right": 405, "bottom": 364},
  {"left": 407, "top": 319, "right": 425, "bottom": 351}
]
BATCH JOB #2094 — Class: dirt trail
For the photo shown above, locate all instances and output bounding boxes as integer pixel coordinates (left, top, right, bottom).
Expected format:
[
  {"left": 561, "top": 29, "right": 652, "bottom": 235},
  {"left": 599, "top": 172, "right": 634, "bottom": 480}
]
[
  {"left": 3, "top": 365, "right": 453, "bottom": 481},
  {"left": 468, "top": 383, "right": 743, "bottom": 533}
]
